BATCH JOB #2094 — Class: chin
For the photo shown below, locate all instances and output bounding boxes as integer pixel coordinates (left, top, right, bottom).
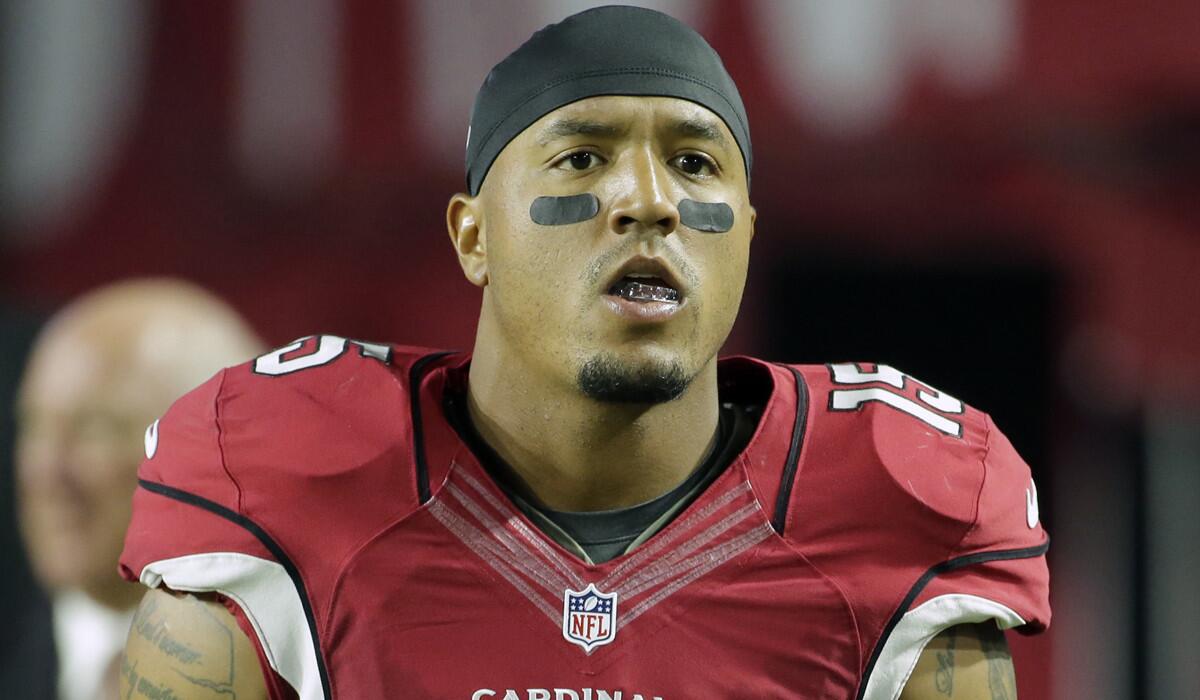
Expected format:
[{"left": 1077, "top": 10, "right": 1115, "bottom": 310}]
[{"left": 575, "top": 350, "right": 693, "bottom": 404}]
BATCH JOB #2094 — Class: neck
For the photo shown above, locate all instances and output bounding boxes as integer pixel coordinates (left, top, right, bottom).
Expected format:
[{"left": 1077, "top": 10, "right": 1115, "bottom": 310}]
[{"left": 466, "top": 328, "right": 720, "bottom": 513}]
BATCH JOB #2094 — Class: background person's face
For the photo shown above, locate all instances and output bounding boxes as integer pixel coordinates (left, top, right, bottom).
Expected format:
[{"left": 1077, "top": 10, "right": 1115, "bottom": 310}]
[
  {"left": 15, "top": 328, "right": 151, "bottom": 598},
  {"left": 474, "top": 95, "right": 754, "bottom": 400}
]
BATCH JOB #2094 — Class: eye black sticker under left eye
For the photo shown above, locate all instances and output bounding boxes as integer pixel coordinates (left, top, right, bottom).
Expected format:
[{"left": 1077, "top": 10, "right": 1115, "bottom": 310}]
[
  {"left": 678, "top": 199, "right": 734, "bottom": 233},
  {"left": 530, "top": 193, "right": 600, "bottom": 226}
]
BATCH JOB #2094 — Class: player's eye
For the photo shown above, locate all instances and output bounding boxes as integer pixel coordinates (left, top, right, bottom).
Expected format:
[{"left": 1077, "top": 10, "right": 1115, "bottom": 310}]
[
  {"left": 670, "top": 152, "right": 717, "bottom": 178},
  {"left": 553, "top": 150, "right": 605, "bottom": 172}
]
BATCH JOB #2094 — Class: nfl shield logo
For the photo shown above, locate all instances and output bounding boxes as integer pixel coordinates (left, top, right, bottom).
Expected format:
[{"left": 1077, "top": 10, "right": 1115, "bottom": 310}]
[{"left": 562, "top": 583, "right": 618, "bottom": 652}]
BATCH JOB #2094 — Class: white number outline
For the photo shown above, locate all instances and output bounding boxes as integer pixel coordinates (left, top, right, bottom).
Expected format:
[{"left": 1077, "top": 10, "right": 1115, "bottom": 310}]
[
  {"left": 253, "top": 335, "right": 391, "bottom": 377},
  {"left": 827, "top": 363, "right": 965, "bottom": 437}
]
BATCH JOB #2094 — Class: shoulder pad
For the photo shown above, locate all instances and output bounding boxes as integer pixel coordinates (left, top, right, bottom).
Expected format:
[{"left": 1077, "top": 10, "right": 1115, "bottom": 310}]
[
  {"left": 789, "top": 362, "right": 1045, "bottom": 553},
  {"left": 126, "top": 336, "right": 454, "bottom": 580},
  {"left": 806, "top": 362, "right": 987, "bottom": 527},
  {"left": 216, "top": 336, "right": 444, "bottom": 506}
]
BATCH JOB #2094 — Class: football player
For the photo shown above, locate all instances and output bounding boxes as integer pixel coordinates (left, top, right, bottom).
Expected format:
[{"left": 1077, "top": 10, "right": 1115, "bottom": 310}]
[{"left": 119, "top": 7, "right": 1049, "bottom": 699}]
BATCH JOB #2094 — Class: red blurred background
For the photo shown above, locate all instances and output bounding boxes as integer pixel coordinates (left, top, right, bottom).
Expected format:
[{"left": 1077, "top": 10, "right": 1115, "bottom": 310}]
[{"left": 2, "top": 2, "right": 1198, "bottom": 698}]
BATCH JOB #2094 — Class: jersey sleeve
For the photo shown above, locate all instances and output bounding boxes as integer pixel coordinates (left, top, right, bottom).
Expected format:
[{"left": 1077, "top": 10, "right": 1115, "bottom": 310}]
[
  {"left": 864, "top": 414, "right": 1050, "bottom": 700},
  {"left": 118, "top": 369, "right": 315, "bottom": 700},
  {"left": 920, "top": 414, "right": 1051, "bottom": 631},
  {"left": 120, "top": 369, "right": 271, "bottom": 582},
  {"left": 793, "top": 364, "right": 1052, "bottom": 700}
]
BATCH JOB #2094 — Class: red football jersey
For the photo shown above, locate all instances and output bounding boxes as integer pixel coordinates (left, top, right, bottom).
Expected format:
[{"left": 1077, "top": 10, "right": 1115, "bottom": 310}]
[{"left": 120, "top": 335, "right": 1050, "bottom": 700}]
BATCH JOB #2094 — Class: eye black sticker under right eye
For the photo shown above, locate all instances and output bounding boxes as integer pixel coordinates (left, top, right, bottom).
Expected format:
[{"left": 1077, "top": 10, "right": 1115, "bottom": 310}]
[{"left": 530, "top": 193, "right": 600, "bottom": 226}]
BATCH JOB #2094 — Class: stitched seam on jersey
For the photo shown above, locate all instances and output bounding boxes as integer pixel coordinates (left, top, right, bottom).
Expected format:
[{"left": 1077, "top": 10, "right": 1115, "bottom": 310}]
[
  {"left": 212, "top": 369, "right": 245, "bottom": 515},
  {"left": 957, "top": 413, "right": 994, "bottom": 558},
  {"left": 323, "top": 349, "right": 456, "bottom": 637},
  {"left": 136, "top": 479, "right": 332, "bottom": 700},
  {"left": 853, "top": 539, "right": 1050, "bottom": 700},
  {"left": 774, "top": 535, "right": 864, "bottom": 687},
  {"left": 322, "top": 487, "right": 454, "bottom": 637}
]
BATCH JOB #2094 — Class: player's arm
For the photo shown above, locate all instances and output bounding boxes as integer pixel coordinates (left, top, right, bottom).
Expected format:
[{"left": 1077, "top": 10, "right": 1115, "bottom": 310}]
[
  {"left": 899, "top": 621, "right": 1018, "bottom": 700},
  {"left": 120, "top": 587, "right": 269, "bottom": 700}
]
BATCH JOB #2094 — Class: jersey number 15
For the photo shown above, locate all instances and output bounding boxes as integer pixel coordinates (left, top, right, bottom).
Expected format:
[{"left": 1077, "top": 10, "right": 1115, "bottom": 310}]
[{"left": 827, "top": 363, "right": 964, "bottom": 438}]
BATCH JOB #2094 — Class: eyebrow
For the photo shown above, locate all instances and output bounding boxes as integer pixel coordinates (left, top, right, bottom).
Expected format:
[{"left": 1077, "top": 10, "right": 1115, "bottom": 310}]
[
  {"left": 667, "top": 118, "right": 729, "bottom": 149},
  {"left": 535, "top": 118, "right": 626, "bottom": 146}
]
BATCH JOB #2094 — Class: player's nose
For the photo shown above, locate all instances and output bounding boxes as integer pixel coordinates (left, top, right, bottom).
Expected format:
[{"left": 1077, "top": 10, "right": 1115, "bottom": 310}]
[{"left": 607, "top": 147, "right": 679, "bottom": 237}]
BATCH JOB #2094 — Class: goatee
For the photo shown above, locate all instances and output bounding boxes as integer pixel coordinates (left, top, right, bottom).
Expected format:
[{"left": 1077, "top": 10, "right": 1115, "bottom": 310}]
[{"left": 577, "top": 354, "right": 690, "bottom": 404}]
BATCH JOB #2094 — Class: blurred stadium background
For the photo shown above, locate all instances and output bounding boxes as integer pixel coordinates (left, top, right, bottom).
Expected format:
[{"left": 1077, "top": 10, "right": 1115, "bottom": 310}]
[{"left": 1, "top": 1, "right": 1198, "bottom": 698}]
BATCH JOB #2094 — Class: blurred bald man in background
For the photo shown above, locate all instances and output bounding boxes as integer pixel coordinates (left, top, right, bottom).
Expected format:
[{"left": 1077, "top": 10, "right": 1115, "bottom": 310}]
[{"left": 12, "top": 279, "right": 263, "bottom": 700}]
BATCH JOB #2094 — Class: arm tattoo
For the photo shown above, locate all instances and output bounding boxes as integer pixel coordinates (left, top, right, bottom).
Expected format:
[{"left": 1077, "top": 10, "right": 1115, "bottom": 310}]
[
  {"left": 172, "top": 668, "right": 237, "bottom": 697},
  {"left": 979, "top": 624, "right": 1018, "bottom": 700},
  {"left": 120, "top": 654, "right": 139, "bottom": 700},
  {"left": 133, "top": 675, "right": 180, "bottom": 699},
  {"left": 934, "top": 627, "right": 957, "bottom": 696},
  {"left": 132, "top": 596, "right": 204, "bottom": 665},
  {"left": 191, "top": 596, "right": 239, "bottom": 690},
  {"left": 127, "top": 592, "right": 244, "bottom": 699}
]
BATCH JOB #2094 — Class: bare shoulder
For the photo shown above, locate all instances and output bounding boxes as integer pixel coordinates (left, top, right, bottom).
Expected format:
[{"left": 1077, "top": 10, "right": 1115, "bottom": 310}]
[
  {"left": 900, "top": 621, "right": 1018, "bottom": 700},
  {"left": 120, "top": 587, "right": 269, "bottom": 700}
]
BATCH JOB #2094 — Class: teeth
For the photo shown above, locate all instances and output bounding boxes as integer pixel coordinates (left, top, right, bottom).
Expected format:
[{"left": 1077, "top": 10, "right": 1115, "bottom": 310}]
[{"left": 615, "top": 280, "right": 679, "bottom": 303}]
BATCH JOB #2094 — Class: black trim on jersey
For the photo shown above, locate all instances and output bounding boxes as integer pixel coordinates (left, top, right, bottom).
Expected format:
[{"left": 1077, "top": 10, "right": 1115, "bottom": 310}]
[
  {"left": 855, "top": 538, "right": 1051, "bottom": 700},
  {"left": 136, "top": 478, "right": 332, "bottom": 700},
  {"left": 771, "top": 366, "right": 810, "bottom": 534},
  {"left": 411, "top": 351, "right": 456, "bottom": 504}
]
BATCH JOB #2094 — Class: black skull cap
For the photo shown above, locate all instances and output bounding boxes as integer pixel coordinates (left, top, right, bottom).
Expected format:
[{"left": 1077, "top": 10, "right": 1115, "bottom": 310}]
[{"left": 464, "top": 4, "right": 751, "bottom": 195}]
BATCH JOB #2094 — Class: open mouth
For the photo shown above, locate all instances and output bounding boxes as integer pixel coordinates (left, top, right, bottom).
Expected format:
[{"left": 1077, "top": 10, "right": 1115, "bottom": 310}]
[
  {"left": 608, "top": 275, "right": 681, "bottom": 304},
  {"left": 604, "top": 256, "right": 686, "bottom": 307}
]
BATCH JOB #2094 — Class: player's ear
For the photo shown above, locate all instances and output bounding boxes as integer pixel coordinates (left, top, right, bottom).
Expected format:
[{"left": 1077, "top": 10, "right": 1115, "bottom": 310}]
[
  {"left": 446, "top": 193, "right": 488, "bottom": 288},
  {"left": 748, "top": 204, "right": 757, "bottom": 241}
]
